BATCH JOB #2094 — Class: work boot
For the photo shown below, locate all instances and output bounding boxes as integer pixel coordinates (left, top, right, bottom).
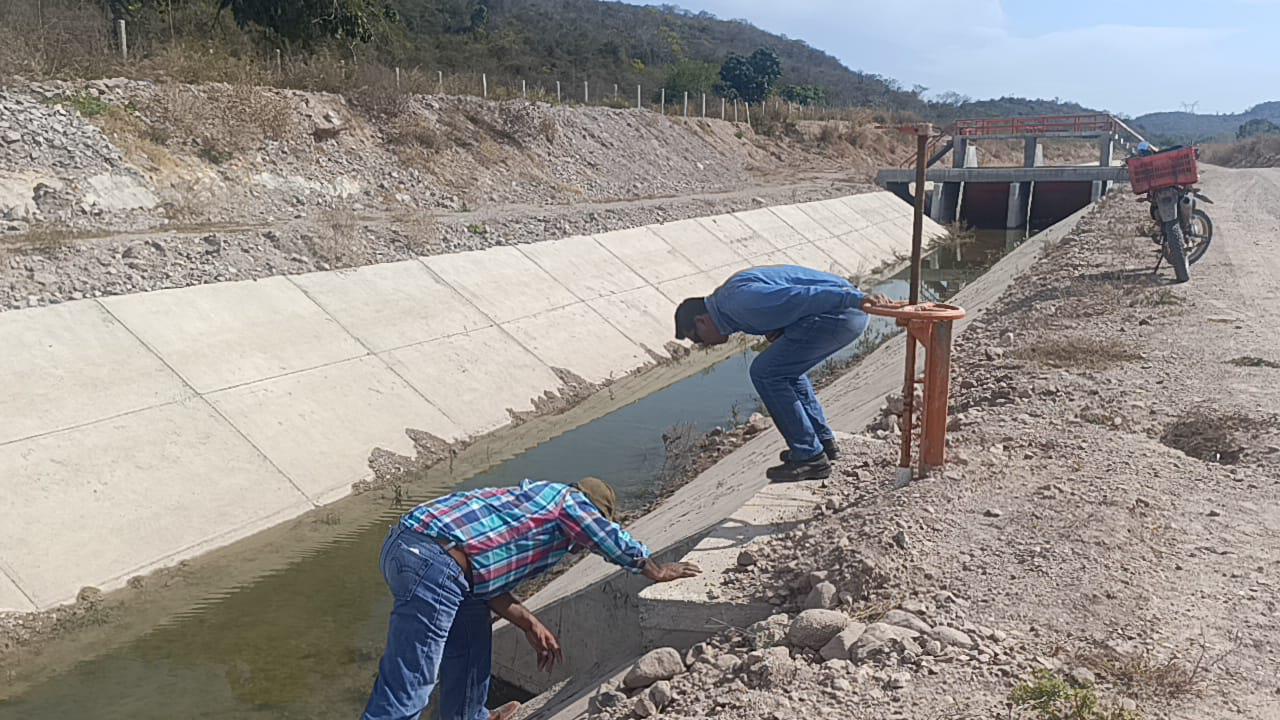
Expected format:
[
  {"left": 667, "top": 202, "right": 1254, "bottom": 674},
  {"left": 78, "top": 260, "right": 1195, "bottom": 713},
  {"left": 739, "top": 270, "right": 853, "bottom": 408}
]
[
  {"left": 766, "top": 455, "right": 832, "bottom": 483},
  {"left": 778, "top": 438, "right": 839, "bottom": 463},
  {"left": 491, "top": 701, "right": 522, "bottom": 720}
]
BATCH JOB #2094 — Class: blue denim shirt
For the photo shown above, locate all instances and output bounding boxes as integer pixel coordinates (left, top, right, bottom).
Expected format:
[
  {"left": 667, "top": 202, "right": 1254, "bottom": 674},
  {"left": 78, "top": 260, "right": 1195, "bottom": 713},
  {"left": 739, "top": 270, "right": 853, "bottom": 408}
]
[{"left": 704, "top": 265, "right": 865, "bottom": 337}]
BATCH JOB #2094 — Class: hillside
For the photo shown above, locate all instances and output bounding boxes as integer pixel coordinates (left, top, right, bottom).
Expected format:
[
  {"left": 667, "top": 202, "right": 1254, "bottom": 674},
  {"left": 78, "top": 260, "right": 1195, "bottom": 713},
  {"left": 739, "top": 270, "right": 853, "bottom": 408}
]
[
  {"left": 1133, "top": 101, "right": 1280, "bottom": 145},
  {"left": 2, "top": 0, "right": 1094, "bottom": 123}
]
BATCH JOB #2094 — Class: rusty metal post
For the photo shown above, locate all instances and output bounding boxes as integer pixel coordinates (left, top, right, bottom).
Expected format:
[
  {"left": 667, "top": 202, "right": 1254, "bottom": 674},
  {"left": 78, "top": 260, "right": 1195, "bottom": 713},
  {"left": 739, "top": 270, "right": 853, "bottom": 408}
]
[
  {"left": 910, "top": 126, "right": 929, "bottom": 303},
  {"left": 919, "top": 319, "right": 955, "bottom": 470}
]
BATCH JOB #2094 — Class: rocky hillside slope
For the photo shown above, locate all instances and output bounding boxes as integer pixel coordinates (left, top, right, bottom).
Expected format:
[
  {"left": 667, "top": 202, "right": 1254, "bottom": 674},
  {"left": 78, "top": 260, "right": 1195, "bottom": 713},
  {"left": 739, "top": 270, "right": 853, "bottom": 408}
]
[{"left": 0, "top": 77, "right": 914, "bottom": 310}]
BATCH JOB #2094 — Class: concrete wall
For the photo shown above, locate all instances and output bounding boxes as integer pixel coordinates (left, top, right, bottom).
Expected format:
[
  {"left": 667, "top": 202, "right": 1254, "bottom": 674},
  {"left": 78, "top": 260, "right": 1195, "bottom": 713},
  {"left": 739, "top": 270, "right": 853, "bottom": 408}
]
[{"left": 0, "top": 192, "right": 946, "bottom": 612}]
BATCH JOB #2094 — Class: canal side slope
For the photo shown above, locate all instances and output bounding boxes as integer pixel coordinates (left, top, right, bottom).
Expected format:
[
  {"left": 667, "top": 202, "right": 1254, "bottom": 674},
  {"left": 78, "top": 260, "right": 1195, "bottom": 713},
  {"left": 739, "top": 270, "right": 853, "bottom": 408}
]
[
  {"left": 0, "top": 191, "right": 944, "bottom": 614},
  {"left": 532, "top": 167, "right": 1280, "bottom": 720}
]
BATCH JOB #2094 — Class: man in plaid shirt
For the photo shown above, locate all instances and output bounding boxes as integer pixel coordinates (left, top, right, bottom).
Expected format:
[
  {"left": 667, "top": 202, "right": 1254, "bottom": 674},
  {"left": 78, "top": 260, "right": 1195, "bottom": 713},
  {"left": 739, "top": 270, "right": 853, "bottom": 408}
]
[{"left": 362, "top": 477, "right": 700, "bottom": 720}]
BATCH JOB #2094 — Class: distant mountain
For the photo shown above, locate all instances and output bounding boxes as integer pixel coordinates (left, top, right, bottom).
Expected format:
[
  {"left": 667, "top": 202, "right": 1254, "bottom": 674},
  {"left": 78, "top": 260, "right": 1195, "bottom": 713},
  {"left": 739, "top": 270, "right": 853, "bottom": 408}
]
[{"left": 1132, "top": 102, "right": 1280, "bottom": 145}]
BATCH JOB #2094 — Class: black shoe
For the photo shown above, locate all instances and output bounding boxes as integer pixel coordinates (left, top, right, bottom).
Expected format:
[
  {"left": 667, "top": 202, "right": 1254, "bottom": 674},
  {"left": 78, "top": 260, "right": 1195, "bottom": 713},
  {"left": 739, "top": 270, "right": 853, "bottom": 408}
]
[
  {"left": 779, "top": 439, "right": 839, "bottom": 463},
  {"left": 766, "top": 456, "right": 832, "bottom": 483}
]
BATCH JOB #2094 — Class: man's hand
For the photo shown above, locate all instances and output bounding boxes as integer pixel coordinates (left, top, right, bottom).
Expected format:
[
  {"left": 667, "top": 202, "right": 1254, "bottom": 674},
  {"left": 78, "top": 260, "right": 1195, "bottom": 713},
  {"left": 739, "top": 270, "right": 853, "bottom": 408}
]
[
  {"left": 861, "top": 292, "right": 891, "bottom": 310},
  {"left": 525, "top": 619, "right": 563, "bottom": 673},
  {"left": 764, "top": 330, "right": 783, "bottom": 343},
  {"left": 641, "top": 559, "right": 702, "bottom": 583}
]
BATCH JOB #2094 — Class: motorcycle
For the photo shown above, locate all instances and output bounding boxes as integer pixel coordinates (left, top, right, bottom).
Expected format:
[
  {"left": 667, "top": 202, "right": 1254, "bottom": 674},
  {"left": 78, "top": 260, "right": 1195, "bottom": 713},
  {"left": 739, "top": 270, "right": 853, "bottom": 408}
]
[
  {"left": 1128, "top": 145, "right": 1212, "bottom": 283},
  {"left": 1142, "top": 184, "right": 1213, "bottom": 282}
]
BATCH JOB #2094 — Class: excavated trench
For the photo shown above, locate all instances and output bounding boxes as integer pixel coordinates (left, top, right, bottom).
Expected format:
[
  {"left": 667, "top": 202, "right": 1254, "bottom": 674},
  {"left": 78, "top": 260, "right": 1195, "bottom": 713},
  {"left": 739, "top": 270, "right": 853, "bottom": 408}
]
[{"left": 0, "top": 229, "right": 1032, "bottom": 720}]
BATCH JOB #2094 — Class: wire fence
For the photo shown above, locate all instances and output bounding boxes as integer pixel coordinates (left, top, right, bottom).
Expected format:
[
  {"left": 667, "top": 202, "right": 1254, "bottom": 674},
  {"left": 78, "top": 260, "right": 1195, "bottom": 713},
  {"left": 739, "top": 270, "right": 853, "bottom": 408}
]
[{"left": 0, "top": 4, "right": 894, "bottom": 131}]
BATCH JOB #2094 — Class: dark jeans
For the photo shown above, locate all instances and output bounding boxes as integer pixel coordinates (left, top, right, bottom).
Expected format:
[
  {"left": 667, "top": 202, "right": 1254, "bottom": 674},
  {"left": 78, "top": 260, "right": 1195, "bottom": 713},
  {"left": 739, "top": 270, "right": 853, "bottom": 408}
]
[
  {"left": 362, "top": 526, "right": 492, "bottom": 720},
  {"left": 749, "top": 308, "right": 868, "bottom": 460}
]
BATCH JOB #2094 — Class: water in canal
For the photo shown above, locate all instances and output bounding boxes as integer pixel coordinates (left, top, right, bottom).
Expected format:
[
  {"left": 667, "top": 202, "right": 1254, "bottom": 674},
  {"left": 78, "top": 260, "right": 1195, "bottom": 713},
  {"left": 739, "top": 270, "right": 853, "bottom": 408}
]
[{"left": 0, "top": 230, "right": 1024, "bottom": 719}]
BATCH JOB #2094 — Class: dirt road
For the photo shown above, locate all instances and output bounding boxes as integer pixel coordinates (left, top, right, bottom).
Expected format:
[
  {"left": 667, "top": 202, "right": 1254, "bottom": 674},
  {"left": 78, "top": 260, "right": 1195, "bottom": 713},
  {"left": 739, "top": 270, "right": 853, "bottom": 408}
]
[{"left": 592, "top": 168, "right": 1280, "bottom": 720}]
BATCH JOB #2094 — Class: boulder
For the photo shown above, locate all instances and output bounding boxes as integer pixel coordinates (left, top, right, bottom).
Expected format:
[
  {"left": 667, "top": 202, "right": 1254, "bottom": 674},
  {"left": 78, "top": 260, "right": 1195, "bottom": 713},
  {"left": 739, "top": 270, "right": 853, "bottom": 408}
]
[
  {"left": 881, "top": 609, "right": 932, "bottom": 635},
  {"left": 804, "top": 581, "right": 838, "bottom": 609},
  {"left": 647, "top": 680, "right": 673, "bottom": 710},
  {"left": 747, "top": 613, "right": 791, "bottom": 649},
  {"left": 930, "top": 626, "right": 975, "bottom": 650},
  {"left": 818, "top": 622, "right": 868, "bottom": 660},
  {"left": 623, "top": 647, "right": 685, "bottom": 689},
  {"left": 787, "top": 609, "right": 850, "bottom": 649}
]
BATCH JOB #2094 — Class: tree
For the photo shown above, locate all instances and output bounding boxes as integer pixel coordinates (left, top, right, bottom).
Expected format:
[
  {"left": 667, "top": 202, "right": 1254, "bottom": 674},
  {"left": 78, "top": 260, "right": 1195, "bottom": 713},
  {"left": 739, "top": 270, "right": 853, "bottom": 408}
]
[
  {"left": 1238, "top": 118, "right": 1280, "bottom": 140},
  {"left": 778, "top": 84, "right": 826, "bottom": 106},
  {"left": 716, "top": 47, "right": 781, "bottom": 104},
  {"left": 662, "top": 60, "right": 719, "bottom": 98},
  {"left": 216, "top": 0, "right": 398, "bottom": 44}
]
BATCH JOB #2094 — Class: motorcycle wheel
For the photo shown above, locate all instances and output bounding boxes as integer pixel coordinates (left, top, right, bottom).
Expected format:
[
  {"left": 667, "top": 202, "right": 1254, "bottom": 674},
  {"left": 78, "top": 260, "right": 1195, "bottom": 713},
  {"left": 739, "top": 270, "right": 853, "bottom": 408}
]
[
  {"left": 1186, "top": 209, "right": 1213, "bottom": 265},
  {"left": 1164, "top": 221, "right": 1190, "bottom": 283}
]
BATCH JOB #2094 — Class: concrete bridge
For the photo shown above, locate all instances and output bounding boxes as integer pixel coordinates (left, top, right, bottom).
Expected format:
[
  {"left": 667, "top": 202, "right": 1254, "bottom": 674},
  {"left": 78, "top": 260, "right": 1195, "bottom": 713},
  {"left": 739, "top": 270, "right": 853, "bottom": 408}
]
[{"left": 876, "top": 114, "right": 1147, "bottom": 229}]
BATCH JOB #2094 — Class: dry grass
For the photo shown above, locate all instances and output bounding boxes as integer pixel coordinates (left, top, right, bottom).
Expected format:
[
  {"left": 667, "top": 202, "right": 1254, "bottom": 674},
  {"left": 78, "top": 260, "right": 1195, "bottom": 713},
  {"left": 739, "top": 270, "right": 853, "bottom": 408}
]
[
  {"left": 1200, "top": 136, "right": 1280, "bottom": 168},
  {"left": 1228, "top": 355, "right": 1280, "bottom": 368},
  {"left": 1077, "top": 634, "right": 1240, "bottom": 702},
  {"left": 306, "top": 206, "right": 364, "bottom": 267},
  {"left": 141, "top": 83, "right": 297, "bottom": 163},
  {"left": 1010, "top": 336, "right": 1143, "bottom": 370}
]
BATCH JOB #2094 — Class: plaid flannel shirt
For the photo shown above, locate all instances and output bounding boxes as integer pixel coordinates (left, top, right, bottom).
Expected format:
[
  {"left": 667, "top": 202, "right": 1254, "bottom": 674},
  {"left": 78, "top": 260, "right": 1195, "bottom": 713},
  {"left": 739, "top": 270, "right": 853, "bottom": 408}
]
[{"left": 400, "top": 479, "right": 651, "bottom": 598}]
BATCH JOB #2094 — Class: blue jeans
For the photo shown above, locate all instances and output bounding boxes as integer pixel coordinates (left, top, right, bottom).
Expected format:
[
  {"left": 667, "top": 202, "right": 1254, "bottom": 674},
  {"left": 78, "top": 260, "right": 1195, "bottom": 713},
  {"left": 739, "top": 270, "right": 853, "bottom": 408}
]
[
  {"left": 362, "top": 525, "right": 493, "bottom": 720},
  {"left": 750, "top": 308, "right": 868, "bottom": 461}
]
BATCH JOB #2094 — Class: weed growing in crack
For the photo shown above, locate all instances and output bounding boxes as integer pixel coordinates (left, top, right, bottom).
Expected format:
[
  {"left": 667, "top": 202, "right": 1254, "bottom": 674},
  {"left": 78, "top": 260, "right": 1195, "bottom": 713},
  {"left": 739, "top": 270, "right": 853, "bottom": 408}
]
[{"left": 1010, "top": 336, "right": 1142, "bottom": 370}]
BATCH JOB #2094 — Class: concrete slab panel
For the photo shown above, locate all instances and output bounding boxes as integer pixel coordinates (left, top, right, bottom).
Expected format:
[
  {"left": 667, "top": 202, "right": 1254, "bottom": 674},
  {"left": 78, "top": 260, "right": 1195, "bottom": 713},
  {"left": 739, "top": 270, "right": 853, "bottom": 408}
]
[
  {"left": 588, "top": 286, "right": 679, "bottom": 357},
  {"left": 0, "top": 301, "right": 190, "bottom": 446},
  {"left": 655, "top": 272, "right": 723, "bottom": 303},
  {"left": 519, "top": 235, "right": 646, "bottom": 301},
  {"left": 781, "top": 243, "right": 846, "bottom": 276},
  {"left": 813, "top": 237, "right": 878, "bottom": 277},
  {"left": 752, "top": 250, "right": 799, "bottom": 267},
  {"left": 100, "top": 277, "right": 366, "bottom": 394},
  {"left": 0, "top": 399, "right": 309, "bottom": 608},
  {"left": 818, "top": 197, "right": 870, "bottom": 232},
  {"left": 696, "top": 215, "right": 774, "bottom": 259},
  {"left": 422, "top": 246, "right": 578, "bottom": 324},
  {"left": 768, "top": 204, "right": 831, "bottom": 241},
  {"left": 732, "top": 208, "right": 807, "bottom": 250},
  {"left": 504, "top": 304, "right": 649, "bottom": 383},
  {"left": 0, "top": 572, "right": 34, "bottom": 612},
  {"left": 650, "top": 218, "right": 743, "bottom": 271},
  {"left": 383, "top": 326, "right": 561, "bottom": 437},
  {"left": 289, "top": 261, "right": 492, "bottom": 353},
  {"left": 800, "top": 200, "right": 854, "bottom": 235},
  {"left": 859, "top": 223, "right": 908, "bottom": 257},
  {"left": 207, "top": 356, "right": 462, "bottom": 505},
  {"left": 592, "top": 227, "right": 700, "bottom": 284}
]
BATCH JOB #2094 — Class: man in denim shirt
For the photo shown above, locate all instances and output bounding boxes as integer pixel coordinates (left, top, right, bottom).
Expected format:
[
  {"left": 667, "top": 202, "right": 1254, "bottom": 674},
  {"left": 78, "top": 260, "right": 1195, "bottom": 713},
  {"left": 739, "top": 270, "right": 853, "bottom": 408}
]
[{"left": 675, "top": 265, "right": 881, "bottom": 482}]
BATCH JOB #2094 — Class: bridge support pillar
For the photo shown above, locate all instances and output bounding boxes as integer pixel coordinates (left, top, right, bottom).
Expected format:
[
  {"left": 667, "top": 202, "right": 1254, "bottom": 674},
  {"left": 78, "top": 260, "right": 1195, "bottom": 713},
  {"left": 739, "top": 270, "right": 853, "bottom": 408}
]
[
  {"left": 1091, "top": 180, "right": 1106, "bottom": 202},
  {"left": 1024, "top": 137, "right": 1042, "bottom": 167},
  {"left": 953, "top": 138, "right": 978, "bottom": 168},
  {"left": 1006, "top": 181, "right": 1031, "bottom": 229},
  {"left": 886, "top": 182, "right": 913, "bottom": 206},
  {"left": 930, "top": 182, "right": 961, "bottom": 225},
  {"left": 1094, "top": 136, "right": 1115, "bottom": 199}
]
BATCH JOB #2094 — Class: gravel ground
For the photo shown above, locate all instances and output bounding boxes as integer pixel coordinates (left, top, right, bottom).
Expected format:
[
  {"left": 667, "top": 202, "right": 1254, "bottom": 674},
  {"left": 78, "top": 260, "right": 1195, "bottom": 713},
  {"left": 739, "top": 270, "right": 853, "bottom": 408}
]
[{"left": 587, "top": 172, "right": 1280, "bottom": 720}]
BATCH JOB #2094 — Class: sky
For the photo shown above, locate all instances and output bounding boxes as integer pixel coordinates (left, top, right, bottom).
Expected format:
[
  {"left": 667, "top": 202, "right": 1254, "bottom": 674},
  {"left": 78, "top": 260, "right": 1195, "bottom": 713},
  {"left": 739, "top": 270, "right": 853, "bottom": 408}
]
[{"left": 630, "top": 0, "right": 1280, "bottom": 116}]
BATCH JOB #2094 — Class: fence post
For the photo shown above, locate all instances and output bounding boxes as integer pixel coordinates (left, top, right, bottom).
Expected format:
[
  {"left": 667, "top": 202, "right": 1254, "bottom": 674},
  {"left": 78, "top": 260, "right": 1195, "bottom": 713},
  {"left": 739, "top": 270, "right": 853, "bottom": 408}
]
[
  {"left": 721, "top": 97, "right": 726, "bottom": 120},
  {"left": 522, "top": 79, "right": 527, "bottom": 98},
  {"left": 734, "top": 99, "right": 739, "bottom": 123},
  {"left": 556, "top": 81, "right": 561, "bottom": 103},
  {"left": 116, "top": 19, "right": 128, "bottom": 62},
  {"left": 660, "top": 88, "right": 665, "bottom": 115},
  {"left": 482, "top": 73, "right": 488, "bottom": 98},
  {"left": 636, "top": 85, "right": 641, "bottom": 110},
  {"left": 614, "top": 83, "right": 618, "bottom": 100},
  {"left": 745, "top": 102, "right": 751, "bottom": 128},
  {"left": 701, "top": 93, "right": 706, "bottom": 118},
  {"left": 395, "top": 66, "right": 401, "bottom": 90},
  {"left": 584, "top": 80, "right": 589, "bottom": 104},
  {"left": 437, "top": 70, "right": 443, "bottom": 94},
  {"left": 683, "top": 92, "right": 688, "bottom": 118}
]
